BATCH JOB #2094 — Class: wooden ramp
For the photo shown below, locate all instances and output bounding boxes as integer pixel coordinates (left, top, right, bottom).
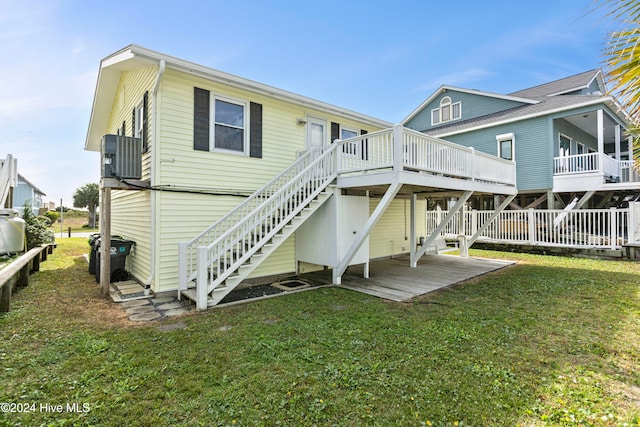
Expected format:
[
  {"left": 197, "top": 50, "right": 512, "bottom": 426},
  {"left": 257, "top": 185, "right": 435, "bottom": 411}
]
[{"left": 301, "top": 254, "right": 514, "bottom": 302}]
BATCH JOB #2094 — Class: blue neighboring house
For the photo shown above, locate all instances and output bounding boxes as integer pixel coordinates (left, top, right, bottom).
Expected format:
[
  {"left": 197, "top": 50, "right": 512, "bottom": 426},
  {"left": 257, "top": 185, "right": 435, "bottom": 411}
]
[
  {"left": 13, "top": 174, "right": 46, "bottom": 215},
  {"left": 403, "top": 69, "right": 636, "bottom": 210}
]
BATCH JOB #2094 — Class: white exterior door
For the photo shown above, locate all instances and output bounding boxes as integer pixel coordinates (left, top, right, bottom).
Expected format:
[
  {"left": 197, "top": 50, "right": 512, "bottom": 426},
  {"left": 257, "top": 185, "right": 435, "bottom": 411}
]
[{"left": 306, "top": 116, "right": 327, "bottom": 151}]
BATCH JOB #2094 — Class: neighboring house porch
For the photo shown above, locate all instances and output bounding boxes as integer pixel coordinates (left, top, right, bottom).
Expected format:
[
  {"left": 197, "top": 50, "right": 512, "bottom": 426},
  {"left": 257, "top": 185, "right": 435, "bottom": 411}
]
[{"left": 551, "top": 109, "right": 639, "bottom": 209}]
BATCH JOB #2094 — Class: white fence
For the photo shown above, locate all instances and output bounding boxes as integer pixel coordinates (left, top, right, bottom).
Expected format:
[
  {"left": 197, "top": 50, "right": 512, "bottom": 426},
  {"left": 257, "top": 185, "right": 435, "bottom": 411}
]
[{"left": 426, "top": 207, "right": 635, "bottom": 250}]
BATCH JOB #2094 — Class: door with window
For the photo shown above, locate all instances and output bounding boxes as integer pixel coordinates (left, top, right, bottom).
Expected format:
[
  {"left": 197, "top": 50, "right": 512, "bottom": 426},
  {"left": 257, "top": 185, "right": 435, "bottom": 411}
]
[{"left": 306, "top": 117, "right": 327, "bottom": 151}]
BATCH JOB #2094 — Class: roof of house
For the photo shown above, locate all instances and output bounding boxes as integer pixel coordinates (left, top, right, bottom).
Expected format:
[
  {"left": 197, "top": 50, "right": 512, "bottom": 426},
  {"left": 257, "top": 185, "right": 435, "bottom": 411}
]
[
  {"left": 427, "top": 95, "right": 616, "bottom": 137},
  {"left": 404, "top": 69, "right": 629, "bottom": 137},
  {"left": 509, "top": 69, "right": 604, "bottom": 98},
  {"left": 17, "top": 174, "right": 46, "bottom": 196},
  {"left": 85, "top": 45, "right": 392, "bottom": 151}
]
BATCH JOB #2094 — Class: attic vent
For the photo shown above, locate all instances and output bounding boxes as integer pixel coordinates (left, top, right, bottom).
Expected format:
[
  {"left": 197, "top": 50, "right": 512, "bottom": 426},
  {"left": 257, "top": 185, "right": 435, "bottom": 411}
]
[{"left": 101, "top": 134, "right": 142, "bottom": 180}]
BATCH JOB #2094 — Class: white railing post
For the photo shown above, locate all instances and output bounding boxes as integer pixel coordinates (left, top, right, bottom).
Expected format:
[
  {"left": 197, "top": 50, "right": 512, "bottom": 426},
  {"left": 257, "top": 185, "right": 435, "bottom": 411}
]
[
  {"left": 196, "top": 246, "right": 208, "bottom": 311},
  {"left": 471, "top": 209, "right": 477, "bottom": 236},
  {"left": 528, "top": 208, "right": 536, "bottom": 245},
  {"left": 629, "top": 205, "right": 636, "bottom": 244},
  {"left": 178, "top": 242, "right": 187, "bottom": 291},
  {"left": 470, "top": 147, "right": 476, "bottom": 182},
  {"left": 335, "top": 140, "right": 342, "bottom": 175},
  {"left": 610, "top": 207, "right": 617, "bottom": 249},
  {"left": 393, "top": 124, "right": 404, "bottom": 172}
]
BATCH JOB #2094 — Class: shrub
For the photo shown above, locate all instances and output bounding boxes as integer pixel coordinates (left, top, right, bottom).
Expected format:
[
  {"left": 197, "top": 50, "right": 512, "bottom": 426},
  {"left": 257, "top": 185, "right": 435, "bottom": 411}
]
[
  {"left": 43, "top": 210, "right": 60, "bottom": 224},
  {"left": 21, "top": 204, "right": 55, "bottom": 249}
]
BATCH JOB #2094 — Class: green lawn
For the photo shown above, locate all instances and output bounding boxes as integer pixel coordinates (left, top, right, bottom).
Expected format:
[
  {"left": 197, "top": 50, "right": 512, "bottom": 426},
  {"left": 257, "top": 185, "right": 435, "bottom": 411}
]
[{"left": 0, "top": 239, "right": 638, "bottom": 426}]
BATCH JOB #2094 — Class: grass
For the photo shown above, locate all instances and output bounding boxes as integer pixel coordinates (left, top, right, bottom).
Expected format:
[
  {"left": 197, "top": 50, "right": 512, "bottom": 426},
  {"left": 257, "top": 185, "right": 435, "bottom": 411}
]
[
  {"left": 51, "top": 210, "right": 98, "bottom": 233},
  {"left": 0, "top": 239, "right": 638, "bottom": 426}
]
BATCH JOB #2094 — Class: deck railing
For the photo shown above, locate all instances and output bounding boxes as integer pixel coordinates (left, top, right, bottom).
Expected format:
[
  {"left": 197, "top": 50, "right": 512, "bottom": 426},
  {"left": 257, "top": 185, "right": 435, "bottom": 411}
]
[
  {"left": 336, "top": 125, "right": 516, "bottom": 187},
  {"left": 554, "top": 152, "right": 639, "bottom": 183},
  {"left": 426, "top": 207, "right": 633, "bottom": 249}
]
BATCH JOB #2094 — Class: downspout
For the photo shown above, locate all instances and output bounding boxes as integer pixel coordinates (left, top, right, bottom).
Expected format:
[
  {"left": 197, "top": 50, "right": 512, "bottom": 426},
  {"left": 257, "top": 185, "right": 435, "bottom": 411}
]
[{"left": 144, "top": 59, "right": 165, "bottom": 295}]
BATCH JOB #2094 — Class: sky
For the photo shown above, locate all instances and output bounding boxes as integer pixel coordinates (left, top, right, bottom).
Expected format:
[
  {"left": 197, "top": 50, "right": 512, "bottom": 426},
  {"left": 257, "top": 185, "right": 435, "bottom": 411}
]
[{"left": 0, "top": 0, "right": 620, "bottom": 208}]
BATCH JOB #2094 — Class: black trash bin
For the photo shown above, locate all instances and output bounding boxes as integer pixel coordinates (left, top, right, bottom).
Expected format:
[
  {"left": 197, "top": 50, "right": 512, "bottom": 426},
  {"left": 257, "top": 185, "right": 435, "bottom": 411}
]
[
  {"left": 88, "top": 234, "right": 123, "bottom": 275},
  {"left": 87, "top": 233, "right": 101, "bottom": 275},
  {"left": 93, "top": 237, "right": 135, "bottom": 283}
]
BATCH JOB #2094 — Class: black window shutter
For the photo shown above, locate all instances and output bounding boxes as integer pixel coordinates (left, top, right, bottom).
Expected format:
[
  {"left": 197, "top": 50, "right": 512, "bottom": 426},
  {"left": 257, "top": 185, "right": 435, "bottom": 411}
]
[
  {"left": 249, "top": 102, "right": 262, "bottom": 158},
  {"left": 193, "top": 87, "right": 210, "bottom": 151},
  {"left": 142, "top": 91, "right": 149, "bottom": 152},
  {"left": 331, "top": 122, "right": 340, "bottom": 143},
  {"left": 360, "top": 129, "right": 368, "bottom": 160},
  {"left": 121, "top": 121, "right": 126, "bottom": 136}
]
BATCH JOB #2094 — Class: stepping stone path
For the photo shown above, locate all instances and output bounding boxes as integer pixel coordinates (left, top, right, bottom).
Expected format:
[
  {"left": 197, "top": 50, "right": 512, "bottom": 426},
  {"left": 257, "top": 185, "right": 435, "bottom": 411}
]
[{"left": 120, "top": 295, "right": 192, "bottom": 322}]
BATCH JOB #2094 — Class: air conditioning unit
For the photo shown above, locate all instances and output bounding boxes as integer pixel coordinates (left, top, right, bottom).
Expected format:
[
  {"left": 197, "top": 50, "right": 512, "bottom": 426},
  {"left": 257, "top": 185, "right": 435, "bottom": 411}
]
[{"left": 101, "top": 135, "right": 142, "bottom": 180}]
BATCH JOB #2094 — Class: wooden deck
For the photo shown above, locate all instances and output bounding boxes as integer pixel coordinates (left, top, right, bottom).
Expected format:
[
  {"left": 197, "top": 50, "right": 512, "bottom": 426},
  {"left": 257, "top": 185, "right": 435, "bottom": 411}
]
[{"left": 301, "top": 254, "right": 514, "bottom": 302}]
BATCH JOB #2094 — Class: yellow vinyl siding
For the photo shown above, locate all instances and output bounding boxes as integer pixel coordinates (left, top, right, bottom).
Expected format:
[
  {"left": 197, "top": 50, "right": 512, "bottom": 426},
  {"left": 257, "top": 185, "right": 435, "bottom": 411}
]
[
  {"left": 110, "top": 190, "right": 152, "bottom": 282},
  {"left": 107, "top": 66, "right": 157, "bottom": 181},
  {"left": 149, "top": 69, "right": 384, "bottom": 291},
  {"left": 106, "top": 66, "right": 158, "bottom": 286},
  {"left": 369, "top": 198, "right": 427, "bottom": 259}
]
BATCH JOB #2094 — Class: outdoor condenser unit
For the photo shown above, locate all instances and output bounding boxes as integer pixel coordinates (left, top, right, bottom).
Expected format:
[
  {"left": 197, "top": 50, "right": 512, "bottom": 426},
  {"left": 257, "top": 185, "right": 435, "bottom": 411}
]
[{"left": 101, "top": 134, "right": 142, "bottom": 180}]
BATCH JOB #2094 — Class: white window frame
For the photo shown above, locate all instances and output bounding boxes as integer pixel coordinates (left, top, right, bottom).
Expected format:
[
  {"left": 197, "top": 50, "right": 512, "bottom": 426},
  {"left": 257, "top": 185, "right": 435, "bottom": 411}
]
[
  {"left": 340, "top": 126, "right": 359, "bottom": 157},
  {"left": 496, "top": 132, "right": 515, "bottom": 161},
  {"left": 431, "top": 96, "right": 462, "bottom": 126},
  {"left": 210, "top": 95, "right": 249, "bottom": 156},
  {"left": 134, "top": 99, "right": 144, "bottom": 139},
  {"left": 559, "top": 133, "right": 572, "bottom": 157}
]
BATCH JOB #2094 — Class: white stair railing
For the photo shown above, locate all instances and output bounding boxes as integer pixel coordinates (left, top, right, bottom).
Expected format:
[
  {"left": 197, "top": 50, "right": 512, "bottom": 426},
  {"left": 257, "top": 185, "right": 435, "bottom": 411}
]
[
  {"left": 0, "top": 155, "right": 17, "bottom": 208},
  {"left": 179, "top": 144, "right": 338, "bottom": 293}
]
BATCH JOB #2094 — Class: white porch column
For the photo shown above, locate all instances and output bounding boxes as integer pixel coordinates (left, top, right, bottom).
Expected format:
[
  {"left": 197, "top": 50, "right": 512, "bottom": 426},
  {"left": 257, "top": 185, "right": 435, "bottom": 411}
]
[
  {"left": 615, "top": 124, "right": 621, "bottom": 161},
  {"left": 409, "top": 194, "right": 418, "bottom": 267},
  {"left": 597, "top": 109, "right": 605, "bottom": 174},
  {"left": 458, "top": 203, "right": 468, "bottom": 257}
]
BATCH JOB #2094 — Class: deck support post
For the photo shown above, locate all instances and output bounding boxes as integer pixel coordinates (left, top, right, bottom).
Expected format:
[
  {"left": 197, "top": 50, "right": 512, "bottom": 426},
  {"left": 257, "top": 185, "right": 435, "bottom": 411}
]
[
  {"left": 458, "top": 203, "right": 468, "bottom": 257},
  {"left": 409, "top": 194, "right": 418, "bottom": 267},
  {"left": 413, "top": 191, "right": 473, "bottom": 266},
  {"left": 333, "top": 179, "right": 402, "bottom": 285},
  {"left": 99, "top": 186, "right": 112, "bottom": 297}
]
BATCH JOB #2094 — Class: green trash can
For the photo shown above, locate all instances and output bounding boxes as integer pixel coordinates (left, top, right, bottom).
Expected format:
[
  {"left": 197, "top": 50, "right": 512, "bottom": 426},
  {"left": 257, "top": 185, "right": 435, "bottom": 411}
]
[{"left": 94, "top": 238, "right": 135, "bottom": 283}]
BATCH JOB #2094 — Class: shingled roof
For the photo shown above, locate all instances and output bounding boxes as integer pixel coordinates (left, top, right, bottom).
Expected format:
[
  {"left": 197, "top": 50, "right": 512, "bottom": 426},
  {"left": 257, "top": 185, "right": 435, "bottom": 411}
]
[
  {"left": 509, "top": 69, "right": 603, "bottom": 98},
  {"left": 419, "top": 69, "right": 624, "bottom": 137},
  {"left": 427, "top": 94, "right": 613, "bottom": 137}
]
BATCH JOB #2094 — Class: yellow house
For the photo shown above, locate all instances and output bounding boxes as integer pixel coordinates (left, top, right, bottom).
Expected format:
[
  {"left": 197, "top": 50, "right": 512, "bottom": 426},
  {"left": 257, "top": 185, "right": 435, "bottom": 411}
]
[{"left": 85, "top": 45, "right": 517, "bottom": 310}]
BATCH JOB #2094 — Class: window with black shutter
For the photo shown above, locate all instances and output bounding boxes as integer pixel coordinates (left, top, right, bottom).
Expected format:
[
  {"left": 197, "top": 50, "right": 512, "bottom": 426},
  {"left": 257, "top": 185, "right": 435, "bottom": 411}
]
[{"left": 193, "top": 86, "right": 262, "bottom": 157}]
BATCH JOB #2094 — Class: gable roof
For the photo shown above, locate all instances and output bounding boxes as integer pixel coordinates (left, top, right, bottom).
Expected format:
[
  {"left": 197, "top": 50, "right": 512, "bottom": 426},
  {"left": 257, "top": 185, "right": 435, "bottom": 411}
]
[
  {"left": 401, "top": 85, "right": 539, "bottom": 125},
  {"left": 426, "top": 94, "right": 619, "bottom": 137},
  {"left": 508, "top": 69, "right": 604, "bottom": 98},
  {"left": 403, "top": 68, "right": 629, "bottom": 137},
  {"left": 85, "top": 45, "right": 392, "bottom": 151},
  {"left": 17, "top": 174, "right": 46, "bottom": 196}
]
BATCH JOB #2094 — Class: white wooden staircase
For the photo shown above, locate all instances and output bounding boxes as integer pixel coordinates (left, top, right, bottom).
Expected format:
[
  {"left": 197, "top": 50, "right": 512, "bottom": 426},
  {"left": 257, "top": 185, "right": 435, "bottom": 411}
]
[
  {"left": 178, "top": 145, "right": 338, "bottom": 310},
  {"left": 0, "top": 155, "right": 17, "bottom": 209}
]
